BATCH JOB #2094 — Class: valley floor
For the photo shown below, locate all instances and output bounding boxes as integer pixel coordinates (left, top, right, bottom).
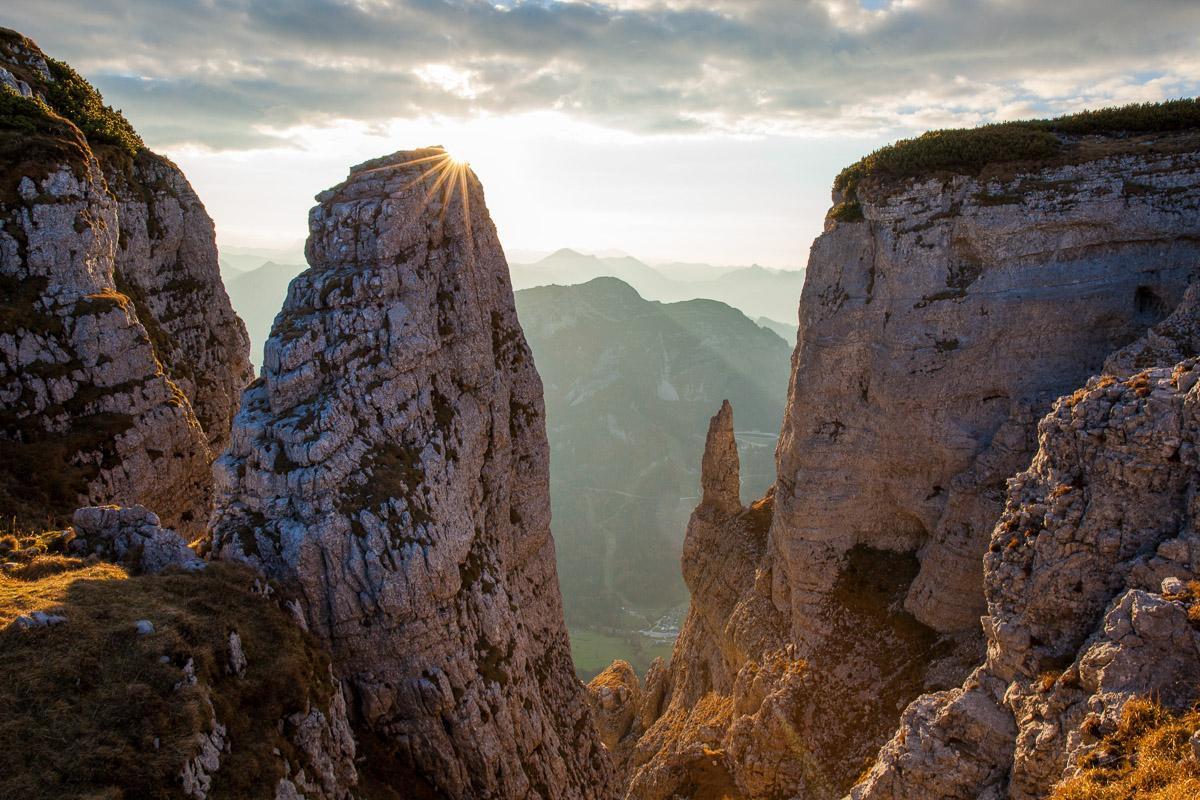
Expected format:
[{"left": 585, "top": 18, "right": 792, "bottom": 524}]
[{"left": 570, "top": 627, "right": 676, "bottom": 682}]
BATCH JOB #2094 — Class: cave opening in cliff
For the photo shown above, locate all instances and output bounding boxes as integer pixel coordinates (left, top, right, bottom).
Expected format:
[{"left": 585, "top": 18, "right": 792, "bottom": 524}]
[
  {"left": 828, "top": 545, "right": 941, "bottom": 670},
  {"left": 1134, "top": 284, "right": 1170, "bottom": 323},
  {"left": 806, "top": 544, "right": 954, "bottom": 789}
]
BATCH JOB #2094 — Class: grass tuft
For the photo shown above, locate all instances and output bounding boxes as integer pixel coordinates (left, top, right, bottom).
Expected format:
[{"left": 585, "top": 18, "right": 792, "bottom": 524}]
[{"left": 1051, "top": 698, "right": 1200, "bottom": 800}]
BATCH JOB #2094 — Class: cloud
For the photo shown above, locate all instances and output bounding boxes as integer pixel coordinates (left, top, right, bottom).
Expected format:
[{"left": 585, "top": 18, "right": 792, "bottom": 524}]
[{"left": 4, "top": 0, "right": 1199, "bottom": 150}]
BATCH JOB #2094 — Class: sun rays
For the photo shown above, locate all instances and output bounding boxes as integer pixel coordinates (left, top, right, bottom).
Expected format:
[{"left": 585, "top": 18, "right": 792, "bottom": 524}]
[
  {"left": 363, "top": 148, "right": 487, "bottom": 324},
  {"left": 364, "top": 149, "right": 476, "bottom": 245}
]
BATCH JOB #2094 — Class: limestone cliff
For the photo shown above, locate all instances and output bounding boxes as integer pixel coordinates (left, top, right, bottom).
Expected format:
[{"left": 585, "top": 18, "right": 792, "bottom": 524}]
[
  {"left": 0, "top": 28, "right": 252, "bottom": 537},
  {"left": 210, "top": 148, "right": 613, "bottom": 799},
  {"left": 610, "top": 119, "right": 1200, "bottom": 799},
  {"left": 852, "top": 284, "right": 1200, "bottom": 799}
]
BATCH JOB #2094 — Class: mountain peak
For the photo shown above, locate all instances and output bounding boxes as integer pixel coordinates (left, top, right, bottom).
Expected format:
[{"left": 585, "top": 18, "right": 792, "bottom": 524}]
[
  {"left": 543, "top": 247, "right": 595, "bottom": 262},
  {"left": 212, "top": 147, "right": 613, "bottom": 799},
  {"left": 700, "top": 400, "right": 742, "bottom": 518}
]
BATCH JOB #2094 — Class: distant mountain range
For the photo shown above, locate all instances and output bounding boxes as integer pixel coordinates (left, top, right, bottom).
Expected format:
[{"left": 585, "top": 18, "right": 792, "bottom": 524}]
[
  {"left": 223, "top": 261, "right": 308, "bottom": 365},
  {"left": 755, "top": 316, "right": 798, "bottom": 343},
  {"left": 224, "top": 247, "right": 805, "bottom": 368},
  {"left": 510, "top": 248, "right": 805, "bottom": 326},
  {"left": 514, "top": 277, "right": 793, "bottom": 631},
  {"left": 219, "top": 244, "right": 306, "bottom": 276}
]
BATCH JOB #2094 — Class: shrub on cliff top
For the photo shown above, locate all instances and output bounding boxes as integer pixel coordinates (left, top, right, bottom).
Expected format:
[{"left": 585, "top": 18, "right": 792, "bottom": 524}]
[
  {"left": 0, "top": 25, "right": 141, "bottom": 156},
  {"left": 832, "top": 98, "right": 1200, "bottom": 214},
  {"left": 0, "top": 89, "right": 77, "bottom": 140},
  {"left": 42, "top": 57, "right": 142, "bottom": 156}
]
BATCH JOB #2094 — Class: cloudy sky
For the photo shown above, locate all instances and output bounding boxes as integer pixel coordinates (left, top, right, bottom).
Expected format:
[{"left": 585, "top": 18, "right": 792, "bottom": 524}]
[{"left": 6, "top": 1, "right": 1200, "bottom": 266}]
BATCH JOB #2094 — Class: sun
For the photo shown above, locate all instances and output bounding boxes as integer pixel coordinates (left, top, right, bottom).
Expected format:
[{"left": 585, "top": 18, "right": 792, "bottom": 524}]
[
  {"left": 356, "top": 146, "right": 485, "bottom": 315},
  {"left": 369, "top": 148, "right": 478, "bottom": 253},
  {"left": 367, "top": 149, "right": 472, "bottom": 217}
]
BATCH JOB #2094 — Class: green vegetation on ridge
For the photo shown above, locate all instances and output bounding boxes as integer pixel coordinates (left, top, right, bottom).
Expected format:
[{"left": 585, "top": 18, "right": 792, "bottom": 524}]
[
  {"left": 831, "top": 98, "right": 1200, "bottom": 220},
  {"left": 0, "top": 27, "right": 141, "bottom": 155},
  {"left": 42, "top": 56, "right": 143, "bottom": 155}
]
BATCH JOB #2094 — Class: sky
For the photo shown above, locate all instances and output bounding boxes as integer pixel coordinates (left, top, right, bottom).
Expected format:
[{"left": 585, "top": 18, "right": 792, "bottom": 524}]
[{"left": 5, "top": 0, "right": 1200, "bottom": 267}]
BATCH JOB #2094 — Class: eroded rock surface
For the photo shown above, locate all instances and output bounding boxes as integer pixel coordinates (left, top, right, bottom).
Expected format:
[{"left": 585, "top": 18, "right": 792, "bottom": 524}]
[
  {"left": 852, "top": 366, "right": 1200, "bottom": 798},
  {"left": 614, "top": 402, "right": 797, "bottom": 799},
  {"left": 211, "top": 148, "right": 613, "bottom": 799},
  {"left": 848, "top": 281, "right": 1200, "bottom": 799},
  {"left": 0, "top": 28, "right": 252, "bottom": 537},
  {"left": 616, "top": 133, "right": 1200, "bottom": 799},
  {"left": 775, "top": 136, "right": 1200, "bottom": 643},
  {"left": 70, "top": 503, "right": 204, "bottom": 573},
  {"left": 587, "top": 660, "right": 644, "bottom": 757}
]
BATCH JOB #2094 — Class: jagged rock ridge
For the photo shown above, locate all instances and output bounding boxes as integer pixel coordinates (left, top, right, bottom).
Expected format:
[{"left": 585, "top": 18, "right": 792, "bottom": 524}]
[
  {"left": 605, "top": 119, "right": 1200, "bottom": 799},
  {"left": 0, "top": 27, "right": 252, "bottom": 537},
  {"left": 210, "top": 148, "right": 613, "bottom": 799}
]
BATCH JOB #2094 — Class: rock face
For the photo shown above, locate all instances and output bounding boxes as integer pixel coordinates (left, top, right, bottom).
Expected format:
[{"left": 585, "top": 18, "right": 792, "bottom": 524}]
[
  {"left": 210, "top": 148, "right": 613, "bottom": 799},
  {"left": 618, "top": 403, "right": 800, "bottom": 799},
  {"left": 0, "top": 28, "right": 252, "bottom": 536},
  {"left": 777, "top": 137, "right": 1200, "bottom": 643},
  {"left": 852, "top": 290, "right": 1200, "bottom": 799},
  {"left": 700, "top": 400, "right": 742, "bottom": 517},
  {"left": 587, "top": 660, "right": 645, "bottom": 755},
  {"left": 616, "top": 131, "right": 1200, "bottom": 799}
]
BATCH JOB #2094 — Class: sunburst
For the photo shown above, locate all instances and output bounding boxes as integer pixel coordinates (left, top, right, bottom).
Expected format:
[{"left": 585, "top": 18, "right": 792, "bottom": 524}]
[
  {"left": 366, "top": 148, "right": 485, "bottom": 322},
  {"left": 365, "top": 149, "right": 475, "bottom": 243}
]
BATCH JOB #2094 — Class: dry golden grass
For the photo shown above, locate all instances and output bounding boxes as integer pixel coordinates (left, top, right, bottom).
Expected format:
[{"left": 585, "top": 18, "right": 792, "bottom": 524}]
[
  {"left": 1065, "top": 387, "right": 1090, "bottom": 408},
  {"left": 1128, "top": 372, "right": 1154, "bottom": 398},
  {"left": 1186, "top": 581, "right": 1200, "bottom": 626},
  {"left": 587, "top": 658, "right": 637, "bottom": 692},
  {"left": 0, "top": 558, "right": 125, "bottom": 624},
  {"left": 651, "top": 693, "right": 740, "bottom": 800},
  {"left": 1051, "top": 699, "right": 1200, "bottom": 800},
  {"left": 0, "top": 542, "right": 337, "bottom": 799}
]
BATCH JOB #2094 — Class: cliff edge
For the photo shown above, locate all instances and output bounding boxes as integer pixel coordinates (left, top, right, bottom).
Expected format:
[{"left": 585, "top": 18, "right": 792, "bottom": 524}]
[
  {"left": 0, "top": 28, "right": 252, "bottom": 537},
  {"left": 605, "top": 103, "right": 1200, "bottom": 799}
]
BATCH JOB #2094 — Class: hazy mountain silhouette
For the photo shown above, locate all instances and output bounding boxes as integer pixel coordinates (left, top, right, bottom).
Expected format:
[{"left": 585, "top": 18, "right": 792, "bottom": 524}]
[
  {"left": 225, "top": 261, "right": 307, "bottom": 365},
  {"left": 229, "top": 247, "right": 804, "bottom": 368},
  {"left": 755, "top": 315, "right": 798, "bottom": 343},
  {"left": 510, "top": 248, "right": 805, "bottom": 325},
  {"left": 514, "top": 277, "right": 792, "bottom": 631}
]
